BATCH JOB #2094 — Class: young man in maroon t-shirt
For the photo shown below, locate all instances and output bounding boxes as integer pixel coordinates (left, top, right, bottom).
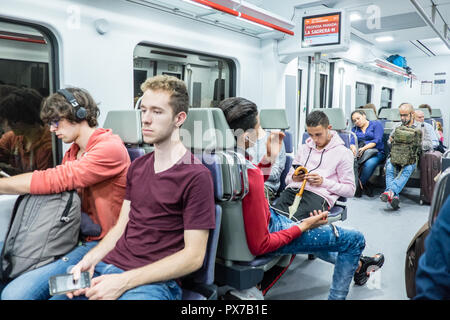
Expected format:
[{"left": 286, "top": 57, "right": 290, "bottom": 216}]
[{"left": 60, "top": 75, "right": 216, "bottom": 300}]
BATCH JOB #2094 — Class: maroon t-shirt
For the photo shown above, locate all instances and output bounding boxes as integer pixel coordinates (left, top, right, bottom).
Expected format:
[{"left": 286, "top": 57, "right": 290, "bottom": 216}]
[{"left": 103, "top": 150, "right": 215, "bottom": 271}]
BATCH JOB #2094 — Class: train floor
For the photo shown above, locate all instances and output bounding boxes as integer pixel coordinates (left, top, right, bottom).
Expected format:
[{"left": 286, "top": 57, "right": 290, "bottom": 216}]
[{"left": 264, "top": 186, "right": 429, "bottom": 300}]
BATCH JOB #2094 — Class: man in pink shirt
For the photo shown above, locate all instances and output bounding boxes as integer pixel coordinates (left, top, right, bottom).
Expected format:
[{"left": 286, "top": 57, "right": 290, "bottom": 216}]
[
  {"left": 273, "top": 111, "right": 355, "bottom": 221},
  {"left": 0, "top": 87, "right": 130, "bottom": 299}
]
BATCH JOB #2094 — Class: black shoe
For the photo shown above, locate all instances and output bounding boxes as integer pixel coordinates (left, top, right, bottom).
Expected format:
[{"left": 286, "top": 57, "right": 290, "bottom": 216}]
[
  {"left": 364, "top": 182, "right": 374, "bottom": 197},
  {"left": 390, "top": 196, "right": 400, "bottom": 210},
  {"left": 354, "top": 253, "right": 385, "bottom": 286},
  {"left": 355, "top": 183, "right": 362, "bottom": 198}
]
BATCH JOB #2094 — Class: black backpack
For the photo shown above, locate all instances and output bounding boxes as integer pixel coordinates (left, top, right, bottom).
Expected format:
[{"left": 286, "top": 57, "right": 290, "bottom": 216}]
[{"left": 0, "top": 191, "right": 81, "bottom": 282}]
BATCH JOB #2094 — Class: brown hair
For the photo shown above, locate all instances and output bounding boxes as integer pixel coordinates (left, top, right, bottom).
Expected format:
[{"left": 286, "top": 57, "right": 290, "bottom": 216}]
[
  {"left": 418, "top": 104, "right": 432, "bottom": 115},
  {"left": 140, "top": 75, "right": 189, "bottom": 116},
  {"left": 41, "top": 87, "right": 99, "bottom": 127}
]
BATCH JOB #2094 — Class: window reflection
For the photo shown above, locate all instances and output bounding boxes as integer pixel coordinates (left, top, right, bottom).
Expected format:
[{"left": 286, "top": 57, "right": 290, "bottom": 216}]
[{"left": 0, "top": 87, "right": 53, "bottom": 175}]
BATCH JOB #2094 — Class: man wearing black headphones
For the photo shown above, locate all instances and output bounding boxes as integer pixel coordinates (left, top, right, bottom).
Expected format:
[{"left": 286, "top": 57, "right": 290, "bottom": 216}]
[{"left": 0, "top": 87, "right": 130, "bottom": 300}]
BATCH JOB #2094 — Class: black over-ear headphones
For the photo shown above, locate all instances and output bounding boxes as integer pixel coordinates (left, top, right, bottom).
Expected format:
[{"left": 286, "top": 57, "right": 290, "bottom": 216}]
[{"left": 57, "top": 88, "right": 87, "bottom": 120}]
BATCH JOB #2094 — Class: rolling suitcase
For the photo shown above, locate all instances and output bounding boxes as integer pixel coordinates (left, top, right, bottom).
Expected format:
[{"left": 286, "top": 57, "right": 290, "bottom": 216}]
[{"left": 419, "top": 151, "right": 442, "bottom": 204}]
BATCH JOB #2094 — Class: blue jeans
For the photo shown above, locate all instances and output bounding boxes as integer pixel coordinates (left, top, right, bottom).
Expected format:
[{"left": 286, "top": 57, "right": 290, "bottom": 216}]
[
  {"left": 267, "top": 209, "right": 365, "bottom": 300},
  {"left": 50, "top": 262, "right": 182, "bottom": 300},
  {"left": 385, "top": 158, "right": 416, "bottom": 196},
  {"left": 359, "top": 152, "right": 386, "bottom": 184},
  {"left": 0, "top": 241, "right": 98, "bottom": 300}
]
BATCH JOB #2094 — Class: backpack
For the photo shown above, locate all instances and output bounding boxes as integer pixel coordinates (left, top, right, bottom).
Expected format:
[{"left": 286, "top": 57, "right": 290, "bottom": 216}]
[
  {"left": 387, "top": 54, "right": 408, "bottom": 69},
  {"left": 390, "top": 125, "right": 422, "bottom": 167},
  {"left": 405, "top": 222, "right": 429, "bottom": 298},
  {"left": 0, "top": 191, "right": 81, "bottom": 282}
]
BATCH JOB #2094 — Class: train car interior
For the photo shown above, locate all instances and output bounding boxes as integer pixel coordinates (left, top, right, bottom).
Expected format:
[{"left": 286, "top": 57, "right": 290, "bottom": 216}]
[{"left": 0, "top": 0, "right": 450, "bottom": 301}]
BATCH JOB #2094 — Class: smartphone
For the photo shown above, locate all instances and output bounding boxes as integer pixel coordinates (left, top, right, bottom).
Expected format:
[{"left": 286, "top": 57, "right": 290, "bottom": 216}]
[
  {"left": 49, "top": 272, "right": 91, "bottom": 296},
  {"left": 0, "top": 170, "right": 10, "bottom": 178}
]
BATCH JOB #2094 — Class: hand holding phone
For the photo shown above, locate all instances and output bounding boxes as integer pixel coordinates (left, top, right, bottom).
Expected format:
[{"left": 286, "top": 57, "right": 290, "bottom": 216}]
[{"left": 49, "top": 272, "right": 91, "bottom": 296}]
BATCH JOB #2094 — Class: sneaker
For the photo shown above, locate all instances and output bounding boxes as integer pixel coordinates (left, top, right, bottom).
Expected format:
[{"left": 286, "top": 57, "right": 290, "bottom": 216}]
[
  {"left": 380, "top": 191, "right": 392, "bottom": 202},
  {"left": 228, "top": 286, "right": 264, "bottom": 300},
  {"left": 354, "top": 253, "right": 385, "bottom": 286},
  {"left": 390, "top": 196, "right": 400, "bottom": 210}
]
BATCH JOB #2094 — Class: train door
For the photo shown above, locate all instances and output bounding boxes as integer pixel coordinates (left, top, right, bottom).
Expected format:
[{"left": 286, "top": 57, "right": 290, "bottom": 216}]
[{"left": 133, "top": 44, "right": 235, "bottom": 108}]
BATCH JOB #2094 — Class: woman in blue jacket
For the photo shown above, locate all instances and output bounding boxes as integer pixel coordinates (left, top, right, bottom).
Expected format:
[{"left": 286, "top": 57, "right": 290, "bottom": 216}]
[{"left": 350, "top": 109, "right": 386, "bottom": 197}]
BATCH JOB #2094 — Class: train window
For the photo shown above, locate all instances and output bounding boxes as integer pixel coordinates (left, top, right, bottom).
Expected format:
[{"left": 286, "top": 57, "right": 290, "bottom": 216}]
[
  {"left": 0, "top": 20, "right": 56, "bottom": 176},
  {"left": 133, "top": 43, "right": 235, "bottom": 108},
  {"left": 381, "top": 87, "right": 393, "bottom": 109},
  {"left": 355, "top": 82, "right": 372, "bottom": 108}
]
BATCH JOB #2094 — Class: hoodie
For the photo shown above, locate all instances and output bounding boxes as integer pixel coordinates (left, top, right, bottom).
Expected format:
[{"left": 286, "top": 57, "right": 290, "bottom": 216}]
[
  {"left": 285, "top": 130, "right": 355, "bottom": 208},
  {"left": 30, "top": 128, "right": 130, "bottom": 241}
]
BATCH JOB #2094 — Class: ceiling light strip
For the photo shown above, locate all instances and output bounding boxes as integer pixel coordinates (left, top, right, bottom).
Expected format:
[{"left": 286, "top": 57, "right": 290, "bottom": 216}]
[{"left": 188, "top": 0, "right": 294, "bottom": 35}]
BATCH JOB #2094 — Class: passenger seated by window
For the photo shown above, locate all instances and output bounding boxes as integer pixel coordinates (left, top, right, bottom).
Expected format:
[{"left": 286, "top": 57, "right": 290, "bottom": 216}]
[
  {"left": 0, "top": 88, "right": 53, "bottom": 175},
  {"left": 273, "top": 111, "right": 355, "bottom": 221},
  {"left": 0, "top": 87, "right": 130, "bottom": 300},
  {"left": 414, "top": 196, "right": 450, "bottom": 299},
  {"left": 219, "top": 99, "right": 384, "bottom": 300},
  {"left": 55, "top": 75, "right": 215, "bottom": 300},
  {"left": 350, "top": 110, "right": 385, "bottom": 197},
  {"left": 247, "top": 112, "right": 286, "bottom": 202},
  {"left": 414, "top": 110, "right": 440, "bottom": 151},
  {"left": 380, "top": 103, "right": 434, "bottom": 210}
]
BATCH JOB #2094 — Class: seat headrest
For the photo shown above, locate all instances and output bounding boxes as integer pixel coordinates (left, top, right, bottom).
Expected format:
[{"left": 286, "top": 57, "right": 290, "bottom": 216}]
[
  {"left": 431, "top": 108, "right": 442, "bottom": 118},
  {"left": 311, "top": 108, "right": 346, "bottom": 130},
  {"left": 379, "top": 108, "right": 401, "bottom": 121},
  {"left": 418, "top": 108, "right": 431, "bottom": 119},
  {"left": 259, "top": 109, "right": 290, "bottom": 130},
  {"left": 103, "top": 110, "right": 142, "bottom": 144},
  {"left": 181, "top": 108, "right": 235, "bottom": 151}
]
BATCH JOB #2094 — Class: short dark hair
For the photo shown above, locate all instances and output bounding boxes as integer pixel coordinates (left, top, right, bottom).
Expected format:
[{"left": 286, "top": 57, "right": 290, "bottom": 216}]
[
  {"left": 0, "top": 88, "right": 44, "bottom": 126},
  {"left": 306, "top": 110, "right": 329, "bottom": 128},
  {"left": 217, "top": 97, "right": 258, "bottom": 132},
  {"left": 41, "top": 87, "right": 100, "bottom": 127},
  {"left": 351, "top": 109, "right": 366, "bottom": 119}
]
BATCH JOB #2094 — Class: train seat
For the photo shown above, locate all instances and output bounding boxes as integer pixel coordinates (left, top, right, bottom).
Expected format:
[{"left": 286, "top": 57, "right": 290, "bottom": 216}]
[
  {"left": 431, "top": 108, "right": 443, "bottom": 129},
  {"left": 258, "top": 108, "right": 293, "bottom": 195},
  {"left": 182, "top": 108, "right": 291, "bottom": 292},
  {"left": 103, "top": 110, "right": 146, "bottom": 161}
]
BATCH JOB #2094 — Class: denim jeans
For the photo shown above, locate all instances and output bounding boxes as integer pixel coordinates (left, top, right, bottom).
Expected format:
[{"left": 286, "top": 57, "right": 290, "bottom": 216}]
[
  {"left": 50, "top": 262, "right": 182, "bottom": 300},
  {"left": 0, "top": 241, "right": 98, "bottom": 300},
  {"left": 267, "top": 209, "right": 365, "bottom": 300},
  {"left": 385, "top": 158, "right": 416, "bottom": 196},
  {"left": 359, "top": 152, "right": 386, "bottom": 185}
]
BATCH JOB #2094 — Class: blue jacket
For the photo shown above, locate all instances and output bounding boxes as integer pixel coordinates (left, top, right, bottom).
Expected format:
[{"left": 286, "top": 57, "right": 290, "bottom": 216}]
[
  {"left": 414, "top": 196, "right": 450, "bottom": 299},
  {"left": 351, "top": 120, "right": 385, "bottom": 153}
]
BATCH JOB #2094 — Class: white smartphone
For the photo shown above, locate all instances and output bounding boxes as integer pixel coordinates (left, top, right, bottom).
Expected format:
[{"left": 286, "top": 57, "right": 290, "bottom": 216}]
[
  {"left": 48, "top": 272, "right": 91, "bottom": 296},
  {"left": 0, "top": 170, "right": 10, "bottom": 178}
]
